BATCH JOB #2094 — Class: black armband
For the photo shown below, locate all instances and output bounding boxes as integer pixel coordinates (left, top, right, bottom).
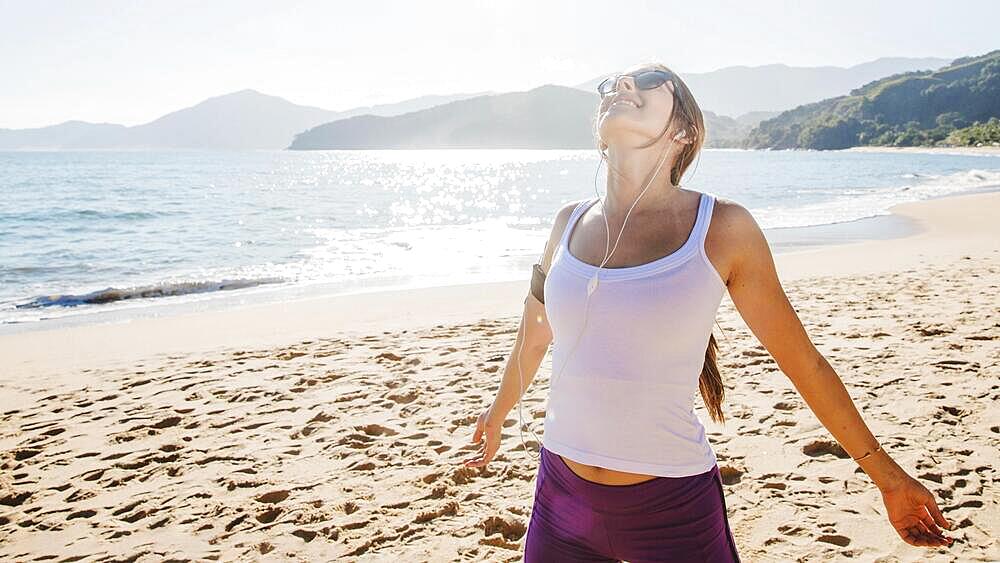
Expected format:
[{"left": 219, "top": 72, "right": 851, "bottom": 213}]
[{"left": 530, "top": 263, "right": 546, "bottom": 304}]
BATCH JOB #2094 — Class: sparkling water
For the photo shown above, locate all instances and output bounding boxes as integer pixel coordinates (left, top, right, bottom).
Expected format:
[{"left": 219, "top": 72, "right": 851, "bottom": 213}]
[{"left": 2, "top": 148, "right": 998, "bottom": 326}]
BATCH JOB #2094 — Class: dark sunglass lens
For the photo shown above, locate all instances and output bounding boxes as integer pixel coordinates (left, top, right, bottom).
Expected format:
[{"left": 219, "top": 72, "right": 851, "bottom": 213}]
[{"left": 635, "top": 71, "right": 668, "bottom": 90}]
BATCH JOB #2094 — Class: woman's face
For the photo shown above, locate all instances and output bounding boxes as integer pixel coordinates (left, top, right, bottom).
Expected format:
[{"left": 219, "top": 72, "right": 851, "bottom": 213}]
[{"left": 597, "top": 65, "right": 678, "bottom": 151}]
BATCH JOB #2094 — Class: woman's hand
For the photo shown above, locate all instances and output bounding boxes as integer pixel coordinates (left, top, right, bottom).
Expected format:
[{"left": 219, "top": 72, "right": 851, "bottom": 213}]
[
  {"left": 462, "top": 407, "right": 503, "bottom": 468},
  {"left": 879, "top": 474, "right": 955, "bottom": 547}
]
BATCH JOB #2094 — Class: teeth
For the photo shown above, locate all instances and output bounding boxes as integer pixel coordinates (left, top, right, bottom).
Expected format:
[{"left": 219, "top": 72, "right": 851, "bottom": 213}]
[{"left": 611, "top": 100, "right": 637, "bottom": 108}]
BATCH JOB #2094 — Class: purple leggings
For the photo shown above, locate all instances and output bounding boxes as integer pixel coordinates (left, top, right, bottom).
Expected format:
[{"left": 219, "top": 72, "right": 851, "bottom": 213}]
[{"left": 524, "top": 446, "right": 741, "bottom": 562}]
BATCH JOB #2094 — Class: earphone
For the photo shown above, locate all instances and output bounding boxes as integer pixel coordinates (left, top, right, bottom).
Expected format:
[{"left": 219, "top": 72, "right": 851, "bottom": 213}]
[{"left": 512, "top": 128, "right": 688, "bottom": 464}]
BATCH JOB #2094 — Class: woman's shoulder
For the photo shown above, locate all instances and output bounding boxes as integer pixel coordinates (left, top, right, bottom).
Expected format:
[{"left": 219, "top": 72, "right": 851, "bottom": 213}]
[
  {"left": 537, "top": 198, "right": 593, "bottom": 272},
  {"left": 553, "top": 197, "right": 594, "bottom": 226},
  {"left": 680, "top": 188, "right": 748, "bottom": 225},
  {"left": 699, "top": 192, "right": 768, "bottom": 284},
  {"left": 705, "top": 193, "right": 755, "bottom": 231}
]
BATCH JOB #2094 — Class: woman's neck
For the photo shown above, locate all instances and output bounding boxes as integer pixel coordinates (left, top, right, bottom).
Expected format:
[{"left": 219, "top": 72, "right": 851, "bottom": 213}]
[{"left": 602, "top": 144, "right": 683, "bottom": 219}]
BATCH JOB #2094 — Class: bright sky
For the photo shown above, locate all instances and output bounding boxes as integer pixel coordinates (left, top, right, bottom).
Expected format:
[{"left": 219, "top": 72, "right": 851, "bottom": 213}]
[{"left": 1, "top": 0, "right": 997, "bottom": 128}]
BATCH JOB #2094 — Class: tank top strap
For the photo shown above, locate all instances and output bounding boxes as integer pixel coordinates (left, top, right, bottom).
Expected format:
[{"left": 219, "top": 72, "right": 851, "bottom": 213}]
[
  {"left": 693, "top": 192, "right": 716, "bottom": 248},
  {"left": 559, "top": 198, "right": 599, "bottom": 249}
]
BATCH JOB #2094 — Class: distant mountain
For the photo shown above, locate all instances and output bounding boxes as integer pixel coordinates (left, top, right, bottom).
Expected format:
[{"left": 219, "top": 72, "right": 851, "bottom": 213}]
[
  {"left": 289, "top": 85, "right": 600, "bottom": 149},
  {"left": 0, "top": 56, "right": 956, "bottom": 150},
  {"left": 326, "top": 91, "right": 496, "bottom": 120},
  {"left": 575, "top": 57, "right": 951, "bottom": 118},
  {"left": 0, "top": 90, "right": 492, "bottom": 150},
  {"left": 127, "top": 89, "right": 338, "bottom": 149},
  {"left": 0, "top": 120, "right": 129, "bottom": 149},
  {"left": 744, "top": 49, "right": 1000, "bottom": 149},
  {"left": 0, "top": 90, "right": 337, "bottom": 149},
  {"left": 288, "top": 84, "right": 758, "bottom": 150},
  {"left": 734, "top": 111, "right": 781, "bottom": 127},
  {"left": 701, "top": 110, "right": 780, "bottom": 148}
]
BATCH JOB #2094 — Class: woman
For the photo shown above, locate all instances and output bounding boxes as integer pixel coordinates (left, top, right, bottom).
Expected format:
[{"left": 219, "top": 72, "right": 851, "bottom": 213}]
[{"left": 463, "top": 62, "right": 954, "bottom": 561}]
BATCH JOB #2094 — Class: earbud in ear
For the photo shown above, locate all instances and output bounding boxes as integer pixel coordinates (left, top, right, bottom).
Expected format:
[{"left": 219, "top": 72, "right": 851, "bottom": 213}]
[{"left": 673, "top": 130, "right": 687, "bottom": 141}]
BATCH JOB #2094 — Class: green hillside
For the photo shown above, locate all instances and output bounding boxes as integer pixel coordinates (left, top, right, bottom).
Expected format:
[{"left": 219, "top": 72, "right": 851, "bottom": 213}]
[{"left": 745, "top": 50, "right": 1000, "bottom": 149}]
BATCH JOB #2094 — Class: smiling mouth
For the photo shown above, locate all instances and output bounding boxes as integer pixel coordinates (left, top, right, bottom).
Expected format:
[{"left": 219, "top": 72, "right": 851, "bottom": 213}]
[{"left": 609, "top": 100, "right": 639, "bottom": 110}]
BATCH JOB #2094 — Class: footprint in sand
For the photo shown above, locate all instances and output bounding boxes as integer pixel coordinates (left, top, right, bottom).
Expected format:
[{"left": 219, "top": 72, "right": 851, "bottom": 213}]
[
  {"left": 478, "top": 515, "right": 527, "bottom": 550},
  {"left": 292, "top": 528, "right": 318, "bottom": 542},
  {"left": 254, "top": 490, "right": 289, "bottom": 504},
  {"left": 912, "top": 322, "right": 954, "bottom": 337},
  {"left": 816, "top": 534, "right": 851, "bottom": 547},
  {"left": 338, "top": 432, "right": 376, "bottom": 449},
  {"left": 801, "top": 439, "right": 850, "bottom": 459},
  {"left": 275, "top": 350, "right": 307, "bottom": 361},
  {"left": 256, "top": 507, "right": 282, "bottom": 523},
  {"left": 66, "top": 509, "right": 96, "bottom": 520},
  {"left": 413, "top": 500, "right": 459, "bottom": 523},
  {"left": 347, "top": 461, "right": 377, "bottom": 472},
  {"left": 375, "top": 351, "right": 404, "bottom": 362},
  {"left": 386, "top": 389, "right": 420, "bottom": 404},
  {"left": 420, "top": 471, "right": 443, "bottom": 484},
  {"left": 64, "top": 488, "right": 96, "bottom": 503},
  {"left": 295, "top": 410, "right": 338, "bottom": 432},
  {"left": 358, "top": 424, "right": 399, "bottom": 437},
  {"left": 718, "top": 464, "right": 744, "bottom": 485},
  {"left": 451, "top": 466, "right": 482, "bottom": 485}
]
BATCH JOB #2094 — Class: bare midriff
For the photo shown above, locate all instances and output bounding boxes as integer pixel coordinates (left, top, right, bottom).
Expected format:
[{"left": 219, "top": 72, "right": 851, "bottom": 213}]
[{"left": 558, "top": 453, "right": 661, "bottom": 486}]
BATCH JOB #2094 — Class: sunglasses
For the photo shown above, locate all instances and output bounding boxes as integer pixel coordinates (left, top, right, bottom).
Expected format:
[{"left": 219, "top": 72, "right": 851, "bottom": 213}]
[{"left": 597, "top": 69, "right": 676, "bottom": 97}]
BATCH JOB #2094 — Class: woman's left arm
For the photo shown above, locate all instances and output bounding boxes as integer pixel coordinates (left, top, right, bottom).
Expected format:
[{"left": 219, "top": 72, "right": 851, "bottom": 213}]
[{"left": 718, "top": 202, "right": 954, "bottom": 548}]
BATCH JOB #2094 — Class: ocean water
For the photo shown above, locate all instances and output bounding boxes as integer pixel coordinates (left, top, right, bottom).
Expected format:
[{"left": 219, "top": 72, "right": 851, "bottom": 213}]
[{"left": 2, "top": 148, "right": 999, "bottom": 328}]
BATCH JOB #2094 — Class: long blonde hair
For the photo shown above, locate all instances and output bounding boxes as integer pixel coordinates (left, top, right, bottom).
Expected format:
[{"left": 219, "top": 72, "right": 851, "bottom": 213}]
[{"left": 593, "top": 62, "right": 727, "bottom": 424}]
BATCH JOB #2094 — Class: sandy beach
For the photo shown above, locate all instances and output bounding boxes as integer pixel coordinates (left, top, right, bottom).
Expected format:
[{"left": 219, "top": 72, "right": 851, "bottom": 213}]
[{"left": 1, "top": 190, "right": 998, "bottom": 561}]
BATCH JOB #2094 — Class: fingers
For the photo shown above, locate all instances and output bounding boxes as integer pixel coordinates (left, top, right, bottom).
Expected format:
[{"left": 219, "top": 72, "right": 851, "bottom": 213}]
[
  {"left": 918, "top": 510, "right": 947, "bottom": 540},
  {"left": 465, "top": 440, "right": 486, "bottom": 458},
  {"left": 900, "top": 525, "right": 937, "bottom": 547},
  {"left": 462, "top": 450, "right": 483, "bottom": 467},
  {"left": 915, "top": 488, "right": 954, "bottom": 546},
  {"left": 464, "top": 410, "right": 500, "bottom": 468},
  {"left": 924, "top": 494, "right": 952, "bottom": 531},
  {"left": 471, "top": 419, "right": 484, "bottom": 444},
  {"left": 897, "top": 521, "right": 952, "bottom": 548},
  {"left": 463, "top": 444, "right": 493, "bottom": 468},
  {"left": 464, "top": 457, "right": 491, "bottom": 468},
  {"left": 916, "top": 517, "right": 949, "bottom": 543},
  {"left": 900, "top": 526, "right": 934, "bottom": 547},
  {"left": 921, "top": 516, "right": 954, "bottom": 546},
  {"left": 462, "top": 437, "right": 490, "bottom": 467}
]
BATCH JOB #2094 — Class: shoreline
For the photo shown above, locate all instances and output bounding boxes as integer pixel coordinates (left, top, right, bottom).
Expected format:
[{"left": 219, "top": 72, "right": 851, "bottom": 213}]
[
  {"left": 0, "top": 185, "right": 967, "bottom": 337},
  {"left": 3, "top": 146, "right": 999, "bottom": 335},
  {"left": 842, "top": 145, "right": 1000, "bottom": 157},
  {"left": 1, "top": 188, "right": 997, "bottom": 386}
]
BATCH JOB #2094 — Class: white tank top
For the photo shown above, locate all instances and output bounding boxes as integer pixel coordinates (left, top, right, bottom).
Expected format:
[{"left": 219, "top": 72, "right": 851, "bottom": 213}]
[{"left": 541, "top": 191, "right": 726, "bottom": 477}]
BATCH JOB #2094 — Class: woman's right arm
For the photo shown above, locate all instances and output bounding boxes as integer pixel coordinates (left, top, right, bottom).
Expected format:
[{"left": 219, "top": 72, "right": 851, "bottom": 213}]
[
  {"left": 486, "top": 200, "right": 577, "bottom": 422},
  {"left": 462, "top": 201, "right": 578, "bottom": 468}
]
